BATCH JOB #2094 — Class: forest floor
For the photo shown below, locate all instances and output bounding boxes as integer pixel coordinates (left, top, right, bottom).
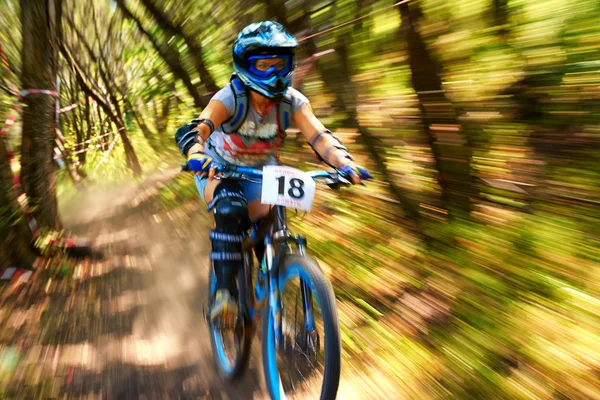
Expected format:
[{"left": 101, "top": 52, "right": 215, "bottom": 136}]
[{"left": 0, "top": 167, "right": 382, "bottom": 399}]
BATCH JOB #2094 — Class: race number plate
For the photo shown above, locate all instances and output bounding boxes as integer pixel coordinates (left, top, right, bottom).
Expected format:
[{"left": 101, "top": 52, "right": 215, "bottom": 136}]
[{"left": 261, "top": 166, "right": 316, "bottom": 211}]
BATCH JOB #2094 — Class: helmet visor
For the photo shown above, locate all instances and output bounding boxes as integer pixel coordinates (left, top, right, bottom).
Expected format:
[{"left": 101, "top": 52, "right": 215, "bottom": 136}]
[{"left": 248, "top": 54, "right": 293, "bottom": 79}]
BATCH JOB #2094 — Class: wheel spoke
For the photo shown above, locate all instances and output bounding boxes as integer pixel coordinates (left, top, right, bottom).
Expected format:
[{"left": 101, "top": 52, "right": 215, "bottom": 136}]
[{"left": 275, "top": 274, "right": 326, "bottom": 396}]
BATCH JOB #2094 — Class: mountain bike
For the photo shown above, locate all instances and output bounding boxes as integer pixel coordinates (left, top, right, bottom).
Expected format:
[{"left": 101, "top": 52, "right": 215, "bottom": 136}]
[{"left": 183, "top": 163, "right": 349, "bottom": 399}]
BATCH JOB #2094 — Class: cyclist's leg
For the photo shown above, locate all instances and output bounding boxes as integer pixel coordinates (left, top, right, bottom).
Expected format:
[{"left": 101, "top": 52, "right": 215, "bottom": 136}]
[
  {"left": 197, "top": 177, "right": 270, "bottom": 282},
  {"left": 199, "top": 176, "right": 252, "bottom": 281},
  {"left": 196, "top": 176, "right": 248, "bottom": 322},
  {"left": 198, "top": 176, "right": 221, "bottom": 203},
  {"left": 238, "top": 180, "right": 270, "bottom": 221},
  {"left": 199, "top": 175, "right": 270, "bottom": 219}
]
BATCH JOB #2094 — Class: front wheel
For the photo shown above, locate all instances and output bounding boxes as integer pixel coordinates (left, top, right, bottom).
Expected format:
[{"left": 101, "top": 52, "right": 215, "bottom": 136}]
[{"left": 262, "top": 254, "right": 341, "bottom": 400}]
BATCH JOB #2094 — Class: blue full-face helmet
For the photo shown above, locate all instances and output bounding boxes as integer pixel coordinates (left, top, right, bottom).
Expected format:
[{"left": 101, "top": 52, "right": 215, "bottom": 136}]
[{"left": 232, "top": 21, "right": 298, "bottom": 101}]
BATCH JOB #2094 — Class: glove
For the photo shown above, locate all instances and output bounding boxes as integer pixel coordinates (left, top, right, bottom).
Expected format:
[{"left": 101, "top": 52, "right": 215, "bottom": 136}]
[
  {"left": 187, "top": 152, "right": 215, "bottom": 174},
  {"left": 338, "top": 162, "right": 372, "bottom": 182}
]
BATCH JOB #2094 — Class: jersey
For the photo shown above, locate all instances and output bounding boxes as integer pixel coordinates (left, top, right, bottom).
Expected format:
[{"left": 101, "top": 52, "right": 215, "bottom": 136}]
[{"left": 204, "top": 82, "right": 309, "bottom": 167}]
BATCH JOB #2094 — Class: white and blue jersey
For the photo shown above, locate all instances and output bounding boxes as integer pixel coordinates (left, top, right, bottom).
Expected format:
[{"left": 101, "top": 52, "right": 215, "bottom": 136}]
[
  {"left": 203, "top": 85, "right": 309, "bottom": 168},
  {"left": 196, "top": 85, "right": 309, "bottom": 204}
]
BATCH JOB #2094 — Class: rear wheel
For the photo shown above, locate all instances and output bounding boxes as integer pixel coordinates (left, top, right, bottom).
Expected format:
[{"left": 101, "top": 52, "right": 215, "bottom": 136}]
[
  {"left": 262, "top": 254, "right": 341, "bottom": 399},
  {"left": 208, "top": 259, "right": 253, "bottom": 380}
]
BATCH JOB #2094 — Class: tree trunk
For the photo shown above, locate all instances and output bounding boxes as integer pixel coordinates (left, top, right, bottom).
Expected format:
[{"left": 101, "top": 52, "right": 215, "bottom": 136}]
[
  {"left": 96, "top": 100, "right": 106, "bottom": 149},
  {"left": 115, "top": 0, "right": 206, "bottom": 109},
  {"left": 152, "top": 98, "right": 160, "bottom": 133},
  {"left": 0, "top": 140, "right": 37, "bottom": 268},
  {"left": 20, "top": 0, "right": 60, "bottom": 230},
  {"left": 399, "top": 1, "right": 473, "bottom": 219},
  {"left": 154, "top": 74, "right": 177, "bottom": 143},
  {"left": 138, "top": 0, "right": 218, "bottom": 93},
  {"left": 126, "top": 98, "right": 160, "bottom": 152},
  {"left": 159, "top": 94, "right": 172, "bottom": 138},
  {"left": 118, "top": 129, "right": 140, "bottom": 174},
  {"left": 68, "top": 71, "right": 86, "bottom": 163},
  {"left": 160, "top": 94, "right": 171, "bottom": 131},
  {"left": 84, "top": 95, "right": 91, "bottom": 142},
  {"left": 332, "top": 39, "right": 423, "bottom": 225},
  {"left": 493, "top": 0, "right": 509, "bottom": 36}
]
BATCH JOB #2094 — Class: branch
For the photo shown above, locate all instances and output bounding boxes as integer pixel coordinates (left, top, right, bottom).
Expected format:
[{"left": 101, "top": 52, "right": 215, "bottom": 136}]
[
  {"left": 138, "top": 0, "right": 218, "bottom": 93},
  {"left": 0, "top": 83, "right": 16, "bottom": 96},
  {"left": 59, "top": 43, "right": 120, "bottom": 126},
  {"left": 65, "top": 14, "right": 110, "bottom": 96},
  {"left": 114, "top": 0, "right": 206, "bottom": 109}
]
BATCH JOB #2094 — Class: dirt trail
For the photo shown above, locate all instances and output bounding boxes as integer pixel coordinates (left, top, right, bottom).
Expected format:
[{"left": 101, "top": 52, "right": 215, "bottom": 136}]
[
  {"left": 0, "top": 169, "right": 265, "bottom": 399},
  {"left": 1, "top": 169, "right": 384, "bottom": 399},
  {"left": 62, "top": 168, "right": 270, "bottom": 399}
]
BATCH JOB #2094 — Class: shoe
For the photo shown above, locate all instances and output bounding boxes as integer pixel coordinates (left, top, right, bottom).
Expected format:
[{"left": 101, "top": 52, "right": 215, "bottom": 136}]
[{"left": 210, "top": 289, "right": 238, "bottom": 325}]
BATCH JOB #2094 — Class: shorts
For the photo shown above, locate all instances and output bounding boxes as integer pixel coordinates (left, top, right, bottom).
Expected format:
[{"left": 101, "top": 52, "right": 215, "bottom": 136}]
[{"left": 194, "top": 175, "right": 263, "bottom": 204}]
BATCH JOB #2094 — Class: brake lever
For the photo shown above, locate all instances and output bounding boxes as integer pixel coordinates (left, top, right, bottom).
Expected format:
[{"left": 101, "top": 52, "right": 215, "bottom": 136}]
[
  {"left": 339, "top": 176, "right": 352, "bottom": 185},
  {"left": 334, "top": 170, "right": 367, "bottom": 186},
  {"left": 324, "top": 177, "right": 344, "bottom": 190}
]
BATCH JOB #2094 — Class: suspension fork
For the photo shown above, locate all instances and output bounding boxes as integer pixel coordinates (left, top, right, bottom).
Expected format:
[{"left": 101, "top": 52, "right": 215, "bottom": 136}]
[
  {"left": 264, "top": 234, "right": 285, "bottom": 349},
  {"left": 296, "top": 236, "right": 315, "bottom": 332},
  {"left": 269, "top": 206, "right": 316, "bottom": 344},
  {"left": 300, "top": 282, "right": 315, "bottom": 331}
]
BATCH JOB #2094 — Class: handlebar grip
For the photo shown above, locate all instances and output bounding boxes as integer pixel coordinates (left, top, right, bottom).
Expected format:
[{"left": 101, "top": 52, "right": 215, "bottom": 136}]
[{"left": 181, "top": 163, "right": 227, "bottom": 174}]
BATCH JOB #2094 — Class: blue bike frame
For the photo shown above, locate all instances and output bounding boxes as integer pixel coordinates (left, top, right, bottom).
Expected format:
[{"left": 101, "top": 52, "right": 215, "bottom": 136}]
[{"left": 215, "top": 165, "right": 334, "bottom": 346}]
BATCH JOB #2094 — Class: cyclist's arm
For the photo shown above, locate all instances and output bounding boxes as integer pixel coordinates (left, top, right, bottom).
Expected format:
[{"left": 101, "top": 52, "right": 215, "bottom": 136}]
[
  {"left": 186, "top": 100, "right": 229, "bottom": 157},
  {"left": 293, "top": 103, "right": 353, "bottom": 169}
]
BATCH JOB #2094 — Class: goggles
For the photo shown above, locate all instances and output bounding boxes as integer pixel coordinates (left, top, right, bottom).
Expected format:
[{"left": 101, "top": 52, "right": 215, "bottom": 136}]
[{"left": 247, "top": 54, "right": 293, "bottom": 79}]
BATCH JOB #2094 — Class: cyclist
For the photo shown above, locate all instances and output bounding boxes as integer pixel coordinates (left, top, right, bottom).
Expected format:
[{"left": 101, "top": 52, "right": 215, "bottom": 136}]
[{"left": 175, "top": 21, "right": 371, "bottom": 324}]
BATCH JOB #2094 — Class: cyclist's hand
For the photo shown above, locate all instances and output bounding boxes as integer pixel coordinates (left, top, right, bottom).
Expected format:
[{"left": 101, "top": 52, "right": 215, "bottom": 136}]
[
  {"left": 338, "top": 161, "right": 372, "bottom": 185},
  {"left": 187, "top": 152, "right": 216, "bottom": 177}
]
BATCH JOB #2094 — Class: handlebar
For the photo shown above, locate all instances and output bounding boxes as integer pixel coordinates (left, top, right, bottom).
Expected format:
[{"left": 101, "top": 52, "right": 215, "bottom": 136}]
[{"left": 180, "top": 163, "right": 352, "bottom": 189}]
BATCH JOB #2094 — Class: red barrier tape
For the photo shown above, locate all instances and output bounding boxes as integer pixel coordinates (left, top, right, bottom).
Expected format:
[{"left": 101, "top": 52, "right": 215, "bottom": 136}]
[
  {"left": 1, "top": 99, "right": 47, "bottom": 240},
  {"left": 297, "top": 0, "right": 410, "bottom": 42},
  {"left": 0, "top": 53, "right": 86, "bottom": 271},
  {"left": 19, "top": 89, "right": 59, "bottom": 98},
  {"left": 0, "top": 50, "right": 78, "bottom": 277},
  {"left": 16, "top": 193, "right": 40, "bottom": 239},
  {"left": 0, "top": 106, "right": 20, "bottom": 136},
  {"left": 54, "top": 139, "right": 112, "bottom": 159},
  {"left": 1, "top": 104, "right": 21, "bottom": 188},
  {"left": 0, "top": 41, "right": 11, "bottom": 72},
  {"left": 70, "top": 126, "right": 125, "bottom": 148},
  {"left": 99, "top": 133, "right": 120, "bottom": 164},
  {"left": 73, "top": 140, "right": 112, "bottom": 155},
  {"left": 58, "top": 103, "right": 78, "bottom": 113},
  {"left": 306, "top": 49, "right": 335, "bottom": 61}
]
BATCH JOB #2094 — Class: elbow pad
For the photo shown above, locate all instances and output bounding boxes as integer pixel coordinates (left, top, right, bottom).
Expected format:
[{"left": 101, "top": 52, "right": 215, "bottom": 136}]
[
  {"left": 175, "top": 118, "right": 216, "bottom": 156},
  {"left": 175, "top": 119, "right": 200, "bottom": 156}
]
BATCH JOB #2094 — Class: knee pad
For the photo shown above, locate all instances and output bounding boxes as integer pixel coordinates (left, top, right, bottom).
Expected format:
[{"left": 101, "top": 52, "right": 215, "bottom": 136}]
[{"left": 208, "top": 181, "right": 249, "bottom": 232}]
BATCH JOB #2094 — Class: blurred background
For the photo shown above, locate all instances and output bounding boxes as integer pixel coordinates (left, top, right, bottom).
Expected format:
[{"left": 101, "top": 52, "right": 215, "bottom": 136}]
[{"left": 1, "top": 0, "right": 599, "bottom": 398}]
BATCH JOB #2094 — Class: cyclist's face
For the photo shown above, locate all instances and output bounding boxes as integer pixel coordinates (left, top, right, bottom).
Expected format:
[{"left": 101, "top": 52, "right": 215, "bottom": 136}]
[{"left": 254, "top": 57, "right": 287, "bottom": 72}]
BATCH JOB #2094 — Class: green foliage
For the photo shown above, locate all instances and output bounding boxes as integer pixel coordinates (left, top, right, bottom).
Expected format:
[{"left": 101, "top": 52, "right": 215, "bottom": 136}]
[{"left": 1, "top": 0, "right": 599, "bottom": 397}]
